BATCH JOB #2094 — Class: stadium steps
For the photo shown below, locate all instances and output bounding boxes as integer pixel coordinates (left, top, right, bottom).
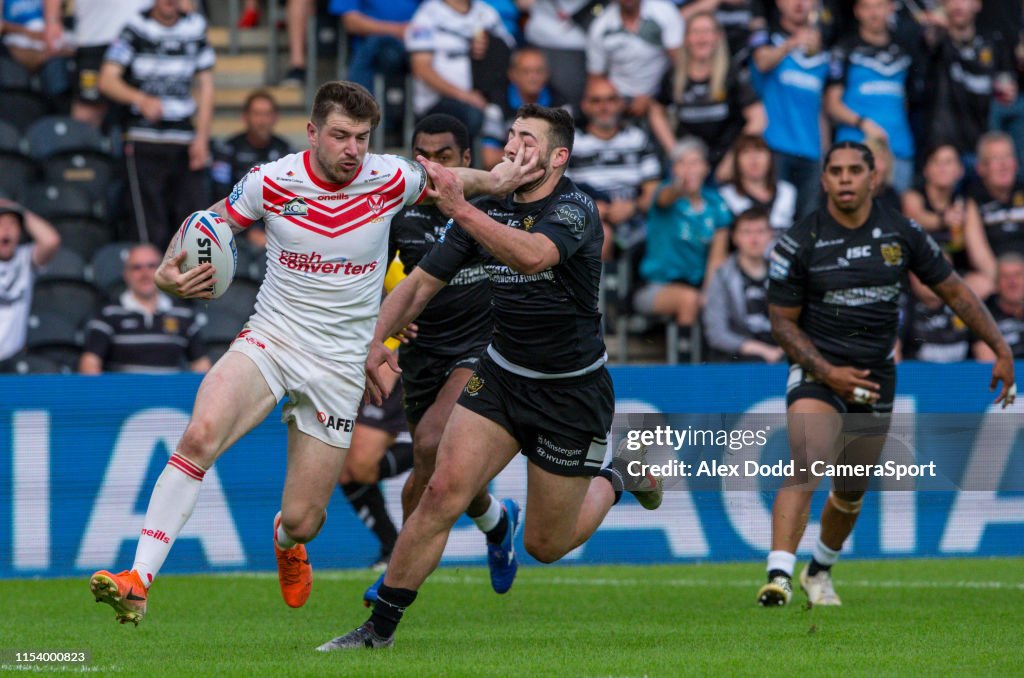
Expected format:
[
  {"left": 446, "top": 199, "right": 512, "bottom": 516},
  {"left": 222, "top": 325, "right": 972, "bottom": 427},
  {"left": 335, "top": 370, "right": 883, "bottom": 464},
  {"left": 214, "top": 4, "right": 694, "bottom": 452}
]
[{"left": 208, "top": 26, "right": 310, "bottom": 148}]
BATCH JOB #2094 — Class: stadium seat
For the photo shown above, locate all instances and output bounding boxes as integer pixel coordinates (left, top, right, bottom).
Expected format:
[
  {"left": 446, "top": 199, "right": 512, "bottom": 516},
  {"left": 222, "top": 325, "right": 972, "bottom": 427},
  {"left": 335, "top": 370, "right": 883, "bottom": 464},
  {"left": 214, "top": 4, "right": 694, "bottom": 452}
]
[
  {"left": 51, "top": 219, "right": 113, "bottom": 261},
  {"left": 42, "top": 153, "right": 118, "bottom": 203},
  {"left": 26, "top": 311, "right": 82, "bottom": 348},
  {"left": 24, "top": 183, "right": 105, "bottom": 222},
  {"left": 207, "top": 279, "right": 260, "bottom": 319},
  {"left": 200, "top": 309, "right": 247, "bottom": 344},
  {"left": 89, "top": 241, "right": 136, "bottom": 293},
  {"left": 0, "top": 153, "right": 39, "bottom": 203},
  {"left": 26, "top": 116, "right": 112, "bottom": 159},
  {"left": 37, "top": 249, "right": 88, "bottom": 282},
  {"left": 0, "top": 90, "right": 52, "bottom": 132},
  {"left": 0, "top": 56, "right": 31, "bottom": 90},
  {"left": 104, "top": 280, "right": 126, "bottom": 303},
  {"left": 27, "top": 344, "right": 82, "bottom": 372},
  {"left": 0, "top": 350, "right": 69, "bottom": 374},
  {"left": 234, "top": 243, "right": 256, "bottom": 281},
  {"left": 665, "top": 319, "right": 704, "bottom": 365},
  {"left": 0, "top": 119, "right": 24, "bottom": 153},
  {"left": 233, "top": 242, "right": 268, "bottom": 282},
  {"left": 30, "top": 279, "right": 106, "bottom": 329},
  {"left": 204, "top": 341, "right": 232, "bottom": 365}
]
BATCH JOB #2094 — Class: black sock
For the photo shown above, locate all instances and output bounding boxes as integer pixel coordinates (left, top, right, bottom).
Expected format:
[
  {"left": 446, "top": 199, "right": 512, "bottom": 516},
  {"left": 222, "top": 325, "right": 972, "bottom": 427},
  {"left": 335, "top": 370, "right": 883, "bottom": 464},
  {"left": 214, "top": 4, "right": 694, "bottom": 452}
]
[
  {"left": 599, "top": 467, "right": 624, "bottom": 505},
  {"left": 806, "top": 558, "right": 832, "bottom": 576},
  {"left": 377, "top": 441, "right": 413, "bottom": 480},
  {"left": 484, "top": 508, "right": 508, "bottom": 545},
  {"left": 342, "top": 482, "right": 398, "bottom": 555},
  {"left": 369, "top": 584, "right": 418, "bottom": 638},
  {"left": 767, "top": 569, "right": 790, "bottom": 582}
]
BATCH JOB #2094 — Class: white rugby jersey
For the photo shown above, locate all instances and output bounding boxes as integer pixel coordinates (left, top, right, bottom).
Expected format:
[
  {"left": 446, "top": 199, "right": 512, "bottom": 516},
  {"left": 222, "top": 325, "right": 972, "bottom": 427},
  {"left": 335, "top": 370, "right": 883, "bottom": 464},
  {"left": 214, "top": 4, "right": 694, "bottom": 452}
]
[{"left": 224, "top": 150, "right": 428, "bottom": 363}]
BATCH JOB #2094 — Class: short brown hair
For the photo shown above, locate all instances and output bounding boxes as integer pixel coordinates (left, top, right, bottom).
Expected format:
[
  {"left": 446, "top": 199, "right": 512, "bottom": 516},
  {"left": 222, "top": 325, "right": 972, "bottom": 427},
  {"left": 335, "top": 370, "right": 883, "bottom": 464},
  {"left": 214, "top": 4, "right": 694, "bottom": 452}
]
[
  {"left": 244, "top": 88, "right": 279, "bottom": 113},
  {"left": 734, "top": 206, "right": 770, "bottom": 229},
  {"left": 515, "top": 104, "right": 574, "bottom": 154},
  {"left": 311, "top": 81, "right": 381, "bottom": 129}
]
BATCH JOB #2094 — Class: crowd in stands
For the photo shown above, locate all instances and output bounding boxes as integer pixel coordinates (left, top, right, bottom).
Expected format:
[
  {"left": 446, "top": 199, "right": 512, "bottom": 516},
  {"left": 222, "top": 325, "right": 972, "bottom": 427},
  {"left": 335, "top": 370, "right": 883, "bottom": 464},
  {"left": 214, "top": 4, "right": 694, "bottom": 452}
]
[{"left": 1, "top": 0, "right": 1024, "bottom": 374}]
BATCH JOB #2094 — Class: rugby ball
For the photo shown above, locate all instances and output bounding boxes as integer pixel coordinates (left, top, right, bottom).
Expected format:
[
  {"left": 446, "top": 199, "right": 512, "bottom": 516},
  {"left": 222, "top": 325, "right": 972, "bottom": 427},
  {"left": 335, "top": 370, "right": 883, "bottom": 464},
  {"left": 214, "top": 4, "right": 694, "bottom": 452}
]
[{"left": 171, "top": 210, "right": 237, "bottom": 298}]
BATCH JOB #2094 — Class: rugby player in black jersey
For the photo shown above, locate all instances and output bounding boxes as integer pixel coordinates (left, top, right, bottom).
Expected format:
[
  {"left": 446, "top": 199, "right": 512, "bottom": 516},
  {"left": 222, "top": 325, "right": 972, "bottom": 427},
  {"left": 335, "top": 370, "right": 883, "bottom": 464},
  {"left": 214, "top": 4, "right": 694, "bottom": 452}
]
[
  {"left": 757, "top": 141, "right": 1016, "bottom": 608},
  {"left": 318, "top": 105, "right": 662, "bottom": 650},
  {"left": 360, "top": 114, "right": 523, "bottom": 605}
]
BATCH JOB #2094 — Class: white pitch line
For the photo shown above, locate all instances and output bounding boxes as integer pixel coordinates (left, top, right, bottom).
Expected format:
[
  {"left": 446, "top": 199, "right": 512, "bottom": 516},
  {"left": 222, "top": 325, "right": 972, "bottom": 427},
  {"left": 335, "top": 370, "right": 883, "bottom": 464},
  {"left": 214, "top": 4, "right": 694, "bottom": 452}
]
[{"left": 216, "top": 570, "right": 1024, "bottom": 590}]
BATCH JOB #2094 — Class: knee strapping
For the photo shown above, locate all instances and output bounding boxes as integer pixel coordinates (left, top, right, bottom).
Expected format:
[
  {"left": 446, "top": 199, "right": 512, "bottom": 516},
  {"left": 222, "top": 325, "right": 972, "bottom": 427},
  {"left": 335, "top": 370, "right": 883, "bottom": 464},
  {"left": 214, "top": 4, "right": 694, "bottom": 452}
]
[{"left": 828, "top": 491, "right": 864, "bottom": 515}]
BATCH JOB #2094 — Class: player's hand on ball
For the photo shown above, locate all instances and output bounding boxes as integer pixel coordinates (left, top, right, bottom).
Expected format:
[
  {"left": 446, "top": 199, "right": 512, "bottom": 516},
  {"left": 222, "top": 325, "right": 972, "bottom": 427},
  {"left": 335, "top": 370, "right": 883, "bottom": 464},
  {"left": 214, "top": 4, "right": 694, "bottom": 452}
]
[
  {"left": 990, "top": 353, "right": 1016, "bottom": 409},
  {"left": 155, "top": 251, "right": 217, "bottom": 300},
  {"left": 824, "top": 366, "right": 880, "bottom": 405}
]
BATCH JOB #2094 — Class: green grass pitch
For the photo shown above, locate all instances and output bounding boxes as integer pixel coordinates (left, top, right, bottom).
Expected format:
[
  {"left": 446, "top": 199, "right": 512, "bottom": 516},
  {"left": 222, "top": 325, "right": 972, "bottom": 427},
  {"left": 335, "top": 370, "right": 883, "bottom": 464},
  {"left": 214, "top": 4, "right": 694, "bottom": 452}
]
[{"left": 2, "top": 559, "right": 1021, "bottom": 676}]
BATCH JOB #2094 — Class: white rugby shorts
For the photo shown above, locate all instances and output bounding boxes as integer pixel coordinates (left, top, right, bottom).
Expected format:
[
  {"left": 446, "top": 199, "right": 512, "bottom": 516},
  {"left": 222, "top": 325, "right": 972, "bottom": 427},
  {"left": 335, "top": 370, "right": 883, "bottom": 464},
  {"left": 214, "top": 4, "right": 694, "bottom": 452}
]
[{"left": 228, "top": 324, "right": 364, "bottom": 449}]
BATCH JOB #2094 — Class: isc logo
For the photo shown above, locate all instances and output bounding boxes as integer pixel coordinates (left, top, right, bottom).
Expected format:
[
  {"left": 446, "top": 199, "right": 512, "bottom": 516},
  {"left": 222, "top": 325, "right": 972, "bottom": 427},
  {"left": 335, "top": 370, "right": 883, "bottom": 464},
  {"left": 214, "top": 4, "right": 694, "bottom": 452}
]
[{"left": 846, "top": 245, "right": 871, "bottom": 260}]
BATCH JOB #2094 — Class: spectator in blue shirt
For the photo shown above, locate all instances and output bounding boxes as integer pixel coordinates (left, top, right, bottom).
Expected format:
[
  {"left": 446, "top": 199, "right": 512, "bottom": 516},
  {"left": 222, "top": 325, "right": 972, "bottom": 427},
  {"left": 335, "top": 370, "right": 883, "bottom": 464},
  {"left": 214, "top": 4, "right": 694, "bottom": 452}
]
[
  {"left": 330, "top": 0, "right": 419, "bottom": 90},
  {"left": 635, "top": 136, "right": 732, "bottom": 327},
  {"left": 749, "top": 0, "right": 829, "bottom": 220},
  {"left": 825, "top": 0, "right": 918, "bottom": 194}
]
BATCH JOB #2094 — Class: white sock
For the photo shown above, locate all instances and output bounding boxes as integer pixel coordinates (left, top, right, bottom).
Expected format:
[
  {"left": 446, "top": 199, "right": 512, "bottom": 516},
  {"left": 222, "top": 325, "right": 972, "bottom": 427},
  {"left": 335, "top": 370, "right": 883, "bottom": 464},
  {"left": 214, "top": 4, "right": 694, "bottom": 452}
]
[
  {"left": 813, "top": 538, "right": 840, "bottom": 566},
  {"left": 766, "top": 550, "right": 797, "bottom": 578},
  {"left": 132, "top": 454, "right": 205, "bottom": 588},
  {"left": 276, "top": 517, "right": 297, "bottom": 550},
  {"left": 470, "top": 495, "right": 501, "bottom": 533}
]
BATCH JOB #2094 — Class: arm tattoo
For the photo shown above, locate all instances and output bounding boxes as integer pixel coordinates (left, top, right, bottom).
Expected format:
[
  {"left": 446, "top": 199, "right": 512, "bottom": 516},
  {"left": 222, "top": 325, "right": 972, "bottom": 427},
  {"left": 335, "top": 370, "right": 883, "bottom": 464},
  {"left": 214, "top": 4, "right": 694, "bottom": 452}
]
[
  {"left": 770, "top": 309, "right": 834, "bottom": 379},
  {"left": 934, "top": 275, "right": 1008, "bottom": 355}
]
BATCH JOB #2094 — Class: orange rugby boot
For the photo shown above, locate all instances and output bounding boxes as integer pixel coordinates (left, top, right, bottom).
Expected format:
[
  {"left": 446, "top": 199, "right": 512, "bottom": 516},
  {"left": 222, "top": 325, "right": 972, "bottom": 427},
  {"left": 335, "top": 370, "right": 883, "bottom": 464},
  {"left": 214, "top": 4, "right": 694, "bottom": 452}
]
[
  {"left": 274, "top": 512, "right": 312, "bottom": 608},
  {"left": 89, "top": 569, "right": 148, "bottom": 625}
]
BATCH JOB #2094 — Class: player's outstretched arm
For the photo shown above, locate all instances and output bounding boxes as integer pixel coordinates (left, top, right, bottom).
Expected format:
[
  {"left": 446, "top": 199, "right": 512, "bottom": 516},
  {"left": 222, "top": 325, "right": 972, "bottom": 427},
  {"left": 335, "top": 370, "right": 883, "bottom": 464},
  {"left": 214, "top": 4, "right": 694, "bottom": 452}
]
[
  {"left": 420, "top": 158, "right": 560, "bottom": 275},
  {"left": 769, "top": 303, "right": 881, "bottom": 405},
  {"left": 446, "top": 144, "right": 544, "bottom": 199},
  {"left": 931, "top": 272, "right": 1016, "bottom": 408},
  {"left": 365, "top": 268, "right": 447, "bottom": 405}
]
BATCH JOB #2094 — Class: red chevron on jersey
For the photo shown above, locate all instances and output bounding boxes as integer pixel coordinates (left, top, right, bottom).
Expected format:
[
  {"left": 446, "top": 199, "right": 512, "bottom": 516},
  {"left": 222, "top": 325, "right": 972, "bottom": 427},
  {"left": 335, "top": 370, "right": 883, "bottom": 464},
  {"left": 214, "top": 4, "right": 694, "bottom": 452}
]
[
  {"left": 263, "top": 173, "right": 403, "bottom": 219},
  {"left": 260, "top": 175, "right": 407, "bottom": 238},
  {"left": 262, "top": 187, "right": 407, "bottom": 238}
]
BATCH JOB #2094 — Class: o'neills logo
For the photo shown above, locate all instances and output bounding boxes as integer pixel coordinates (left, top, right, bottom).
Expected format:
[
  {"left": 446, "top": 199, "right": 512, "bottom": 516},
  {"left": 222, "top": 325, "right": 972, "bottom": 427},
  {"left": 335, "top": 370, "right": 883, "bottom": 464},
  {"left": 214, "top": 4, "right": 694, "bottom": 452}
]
[
  {"left": 141, "top": 528, "right": 171, "bottom": 543},
  {"left": 279, "top": 250, "right": 379, "bottom": 275}
]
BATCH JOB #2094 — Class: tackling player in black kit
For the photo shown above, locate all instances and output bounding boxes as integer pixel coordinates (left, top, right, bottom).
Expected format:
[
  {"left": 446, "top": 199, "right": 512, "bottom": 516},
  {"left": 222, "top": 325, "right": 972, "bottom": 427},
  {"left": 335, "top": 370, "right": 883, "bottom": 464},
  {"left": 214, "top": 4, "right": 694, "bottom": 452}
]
[
  {"left": 361, "top": 114, "right": 523, "bottom": 605},
  {"left": 757, "top": 142, "right": 1016, "bottom": 608},
  {"left": 318, "top": 104, "right": 662, "bottom": 651}
]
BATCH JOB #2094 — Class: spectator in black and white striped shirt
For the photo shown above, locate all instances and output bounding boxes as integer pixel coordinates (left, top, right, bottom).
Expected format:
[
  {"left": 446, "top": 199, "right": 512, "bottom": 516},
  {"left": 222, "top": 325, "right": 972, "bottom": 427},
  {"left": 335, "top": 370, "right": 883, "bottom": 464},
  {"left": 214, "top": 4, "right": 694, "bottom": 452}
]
[
  {"left": 567, "top": 77, "right": 662, "bottom": 260},
  {"left": 99, "top": 0, "right": 215, "bottom": 249},
  {"left": 79, "top": 244, "right": 210, "bottom": 374}
]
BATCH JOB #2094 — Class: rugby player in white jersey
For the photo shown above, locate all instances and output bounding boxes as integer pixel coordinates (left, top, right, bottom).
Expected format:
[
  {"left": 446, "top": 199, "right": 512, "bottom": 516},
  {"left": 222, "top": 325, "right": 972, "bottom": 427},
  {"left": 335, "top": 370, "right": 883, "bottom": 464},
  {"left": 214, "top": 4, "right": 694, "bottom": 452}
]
[{"left": 88, "top": 81, "right": 542, "bottom": 625}]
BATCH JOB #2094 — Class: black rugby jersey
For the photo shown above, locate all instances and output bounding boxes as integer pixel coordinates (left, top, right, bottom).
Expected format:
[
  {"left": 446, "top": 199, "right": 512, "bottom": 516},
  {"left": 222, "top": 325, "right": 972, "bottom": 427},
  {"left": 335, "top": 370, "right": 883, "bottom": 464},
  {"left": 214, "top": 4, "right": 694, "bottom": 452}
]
[
  {"left": 924, "top": 31, "right": 1011, "bottom": 153},
  {"left": 211, "top": 132, "right": 292, "bottom": 197},
  {"left": 976, "top": 296, "right": 1024, "bottom": 359},
  {"left": 418, "top": 177, "right": 605, "bottom": 374},
  {"left": 655, "top": 65, "right": 758, "bottom": 169},
  {"left": 83, "top": 293, "right": 206, "bottom": 373},
  {"left": 768, "top": 201, "right": 953, "bottom": 364},
  {"left": 389, "top": 202, "right": 492, "bottom": 356},
  {"left": 967, "top": 180, "right": 1024, "bottom": 257}
]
